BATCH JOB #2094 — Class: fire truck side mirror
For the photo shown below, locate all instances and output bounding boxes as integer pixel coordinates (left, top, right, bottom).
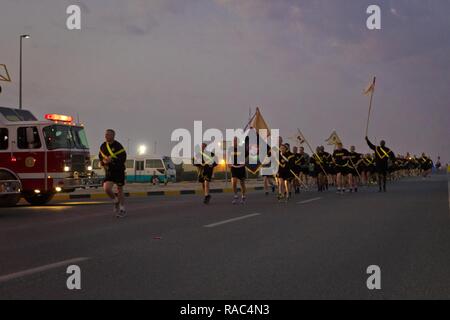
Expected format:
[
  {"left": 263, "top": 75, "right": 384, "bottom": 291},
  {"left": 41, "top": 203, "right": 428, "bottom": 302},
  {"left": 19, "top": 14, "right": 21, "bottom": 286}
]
[{"left": 26, "top": 127, "right": 36, "bottom": 145}]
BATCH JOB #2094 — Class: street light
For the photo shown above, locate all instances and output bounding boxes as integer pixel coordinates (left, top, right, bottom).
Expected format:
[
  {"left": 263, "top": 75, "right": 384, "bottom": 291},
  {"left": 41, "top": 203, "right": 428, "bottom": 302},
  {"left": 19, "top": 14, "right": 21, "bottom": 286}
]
[
  {"left": 19, "top": 34, "right": 30, "bottom": 110},
  {"left": 138, "top": 145, "right": 147, "bottom": 156}
]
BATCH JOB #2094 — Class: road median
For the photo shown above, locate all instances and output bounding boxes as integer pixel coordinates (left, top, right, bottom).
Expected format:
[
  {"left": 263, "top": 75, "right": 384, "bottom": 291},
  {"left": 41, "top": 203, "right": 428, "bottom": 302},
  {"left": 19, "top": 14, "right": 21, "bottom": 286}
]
[{"left": 52, "top": 184, "right": 265, "bottom": 201}]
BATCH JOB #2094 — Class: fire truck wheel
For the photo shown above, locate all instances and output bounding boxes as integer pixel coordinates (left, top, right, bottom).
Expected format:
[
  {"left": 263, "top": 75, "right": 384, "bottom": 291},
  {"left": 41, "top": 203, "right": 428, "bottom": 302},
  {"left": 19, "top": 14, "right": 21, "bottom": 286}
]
[
  {"left": 0, "top": 195, "right": 21, "bottom": 207},
  {"left": 24, "top": 192, "right": 55, "bottom": 206},
  {"left": 0, "top": 170, "right": 22, "bottom": 207}
]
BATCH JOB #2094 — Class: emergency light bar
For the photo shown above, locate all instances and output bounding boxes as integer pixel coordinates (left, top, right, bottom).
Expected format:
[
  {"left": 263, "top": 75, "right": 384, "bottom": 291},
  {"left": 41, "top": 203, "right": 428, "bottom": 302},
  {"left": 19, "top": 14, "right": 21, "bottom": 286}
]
[{"left": 44, "top": 114, "right": 73, "bottom": 122}]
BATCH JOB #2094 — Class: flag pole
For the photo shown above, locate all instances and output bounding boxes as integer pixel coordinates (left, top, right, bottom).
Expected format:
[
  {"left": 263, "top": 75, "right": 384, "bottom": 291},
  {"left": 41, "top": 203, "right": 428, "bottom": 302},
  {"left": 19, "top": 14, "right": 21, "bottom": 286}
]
[
  {"left": 298, "top": 129, "right": 329, "bottom": 178},
  {"left": 349, "top": 157, "right": 362, "bottom": 181},
  {"left": 365, "top": 77, "right": 376, "bottom": 137},
  {"left": 243, "top": 108, "right": 257, "bottom": 132},
  {"left": 279, "top": 152, "right": 309, "bottom": 190}
]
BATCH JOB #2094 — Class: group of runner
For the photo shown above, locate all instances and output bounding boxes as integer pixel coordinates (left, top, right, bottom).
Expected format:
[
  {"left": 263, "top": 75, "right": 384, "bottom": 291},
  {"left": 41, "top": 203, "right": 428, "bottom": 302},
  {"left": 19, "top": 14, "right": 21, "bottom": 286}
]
[
  {"left": 97, "top": 129, "right": 439, "bottom": 215},
  {"left": 192, "top": 136, "right": 437, "bottom": 204}
]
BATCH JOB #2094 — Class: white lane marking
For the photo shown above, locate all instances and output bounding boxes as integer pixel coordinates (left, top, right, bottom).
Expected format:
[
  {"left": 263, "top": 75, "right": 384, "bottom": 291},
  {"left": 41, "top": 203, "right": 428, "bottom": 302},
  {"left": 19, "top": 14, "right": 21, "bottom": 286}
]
[
  {"left": 297, "top": 197, "right": 322, "bottom": 205},
  {"left": 204, "top": 213, "right": 261, "bottom": 228},
  {"left": 0, "top": 257, "right": 90, "bottom": 284}
]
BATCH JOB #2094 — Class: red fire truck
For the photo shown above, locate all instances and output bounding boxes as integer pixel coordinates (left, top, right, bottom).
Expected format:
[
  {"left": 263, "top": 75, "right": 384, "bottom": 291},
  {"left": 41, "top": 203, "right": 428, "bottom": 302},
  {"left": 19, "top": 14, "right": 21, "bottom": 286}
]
[{"left": 0, "top": 106, "right": 101, "bottom": 206}]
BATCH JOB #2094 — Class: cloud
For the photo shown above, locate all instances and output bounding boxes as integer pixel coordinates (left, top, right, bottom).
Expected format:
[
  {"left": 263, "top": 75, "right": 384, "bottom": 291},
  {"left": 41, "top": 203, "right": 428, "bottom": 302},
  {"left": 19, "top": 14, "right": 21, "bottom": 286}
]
[
  {"left": 214, "top": 0, "right": 450, "bottom": 62},
  {"left": 390, "top": 8, "right": 399, "bottom": 16},
  {"left": 1, "top": 0, "right": 448, "bottom": 159},
  {"left": 78, "top": 0, "right": 192, "bottom": 36}
]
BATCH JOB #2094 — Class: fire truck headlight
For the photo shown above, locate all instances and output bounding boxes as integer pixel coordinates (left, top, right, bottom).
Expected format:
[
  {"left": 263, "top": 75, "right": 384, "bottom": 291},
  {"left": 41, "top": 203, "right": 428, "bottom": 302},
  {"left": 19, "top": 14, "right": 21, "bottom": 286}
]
[
  {"left": 64, "top": 166, "right": 71, "bottom": 172},
  {"left": 87, "top": 166, "right": 93, "bottom": 171},
  {"left": 55, "top": 187, "right": 62, "bottom": 192},
  {"left": 34, "top": 189, "right": 41, "bottom": 194}
]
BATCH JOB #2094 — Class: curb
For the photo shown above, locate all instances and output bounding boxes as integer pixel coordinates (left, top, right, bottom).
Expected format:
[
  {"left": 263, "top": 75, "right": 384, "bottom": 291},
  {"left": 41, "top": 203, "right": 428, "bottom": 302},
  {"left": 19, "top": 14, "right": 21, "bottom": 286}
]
[{"left": 52, "top": 186, "right": 265, "bottom": 201}]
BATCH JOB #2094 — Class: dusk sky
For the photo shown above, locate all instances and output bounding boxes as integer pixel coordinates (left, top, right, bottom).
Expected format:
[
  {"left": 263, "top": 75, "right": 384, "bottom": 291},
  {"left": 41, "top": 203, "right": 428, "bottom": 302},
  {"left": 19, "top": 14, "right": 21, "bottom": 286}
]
[{"left": 1, "top": 0, "right": 449, "bottom": 162}]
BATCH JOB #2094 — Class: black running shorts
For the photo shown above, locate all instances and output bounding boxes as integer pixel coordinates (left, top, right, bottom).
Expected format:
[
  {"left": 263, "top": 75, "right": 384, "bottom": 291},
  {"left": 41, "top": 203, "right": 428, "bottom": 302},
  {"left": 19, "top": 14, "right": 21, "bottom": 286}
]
[
  {"left": 231, "top": 166, "right": 246, "bottom": 180},
  {"left": 104, "top": 170, "right": 126, "bottom": 187}
]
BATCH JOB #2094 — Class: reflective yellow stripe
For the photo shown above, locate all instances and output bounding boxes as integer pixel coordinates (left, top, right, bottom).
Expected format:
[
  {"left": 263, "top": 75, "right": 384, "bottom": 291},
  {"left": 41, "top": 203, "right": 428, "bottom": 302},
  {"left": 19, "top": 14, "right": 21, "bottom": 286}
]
[
  {"left": 376, "top": 147, "right": 389, "bottom": 159},
  {"left": 336, "top": 161, "right": 349, "bottom": 167},
  {"left": 105, "top": 143, "right": 125, "bottom": 159},
  {"left": 280, "top": 153, "right": 294, "bottom": 163},
  {"left": 246, "top": 165, "right": 262, "bottom": 175},
  {"left": 106, "top": 143, "right": 117, "bottom": 159},
  {"left": 314, "top": 154, "right": 323, "bottom": 163},
  {"left": 276, "top": 158, "right": 286, "bottom": 168},
  {"left": 114, "top": 148, "right": 126, "bottom": 156},
  {"left": 99, "top": 150, "right": 108, "bottom": 159},
  {"left": 201, "top": 152, "right": 215, "bottom": 164}
]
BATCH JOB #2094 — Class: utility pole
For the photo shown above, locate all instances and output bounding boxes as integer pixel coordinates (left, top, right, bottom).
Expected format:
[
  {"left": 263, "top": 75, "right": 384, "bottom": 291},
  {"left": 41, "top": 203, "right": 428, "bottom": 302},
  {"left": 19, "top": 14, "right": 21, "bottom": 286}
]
[{"left": 19, "top": 34, "right": 30, "bottom": 109}]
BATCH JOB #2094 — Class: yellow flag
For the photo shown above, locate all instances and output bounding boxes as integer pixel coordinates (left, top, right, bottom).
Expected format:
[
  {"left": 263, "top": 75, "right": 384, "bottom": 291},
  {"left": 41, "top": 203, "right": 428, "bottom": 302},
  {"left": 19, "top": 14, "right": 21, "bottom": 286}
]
[
  {"left": 250, "top": 107, "right": 270, "bottom": 136},
  {"left": 0, "top": 64, "right": 11, "bottom": 82},
  {"left": 296, "top": 129, "right": 306, "bottom": 145},
  {"left": 288, "top": 129, "right": 306, "bottom": 147},
  {"left": 364, "top": 78, "right": 376, "bottom": 96},
  {"left": 325, "top": 131, "right": 342, "bottom": 146}
]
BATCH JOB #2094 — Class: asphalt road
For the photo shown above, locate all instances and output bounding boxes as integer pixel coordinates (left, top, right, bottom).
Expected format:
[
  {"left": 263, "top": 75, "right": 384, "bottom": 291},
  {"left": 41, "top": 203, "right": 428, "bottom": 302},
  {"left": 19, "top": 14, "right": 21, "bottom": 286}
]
[{"left": 0, "top": 174, "right": 449, "bottom": 300}]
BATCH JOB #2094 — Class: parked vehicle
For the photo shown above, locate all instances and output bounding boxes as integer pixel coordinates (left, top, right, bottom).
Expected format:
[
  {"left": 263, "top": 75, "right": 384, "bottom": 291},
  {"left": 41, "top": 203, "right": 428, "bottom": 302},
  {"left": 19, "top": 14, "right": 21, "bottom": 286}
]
[
  {"left": 0, "top": 107, "right": 101, "bottom": 206},
  {"left": 91, "top": 155, "right": 176, "bottom": 184}
]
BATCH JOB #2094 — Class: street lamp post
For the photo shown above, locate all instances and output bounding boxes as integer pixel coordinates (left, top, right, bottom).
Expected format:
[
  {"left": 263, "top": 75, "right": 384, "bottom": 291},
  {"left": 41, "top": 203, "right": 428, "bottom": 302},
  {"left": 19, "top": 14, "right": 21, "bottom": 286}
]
[
  {"left": 222, "top": 140, "right": 228, "bottom": 187},
  {"left": 126, "top": 138, "right": 131, "bottom": 154},
  {"left": 19, "top": 34, "right": 30, "bottom": 110}
]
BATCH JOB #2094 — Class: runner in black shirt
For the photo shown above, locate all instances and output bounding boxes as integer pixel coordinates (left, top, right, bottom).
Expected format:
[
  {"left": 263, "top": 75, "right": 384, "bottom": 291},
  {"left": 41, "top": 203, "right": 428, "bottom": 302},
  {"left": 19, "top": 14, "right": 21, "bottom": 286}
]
[
  {"left": 277, "top": 144, "right": 295, "bottom": 201},
  {"left": 193, "top": 143, "right": 217, "bottom": 204},
  {"left": 228, "top": 137, "right": 248, "bottom": 204},
  {"left": 348, "top": 146, "right": 362, "bottom": 192},
  {"left": 297, "top": 147, "right": 310, "bottom": 190},
  {"left": 332, "top": 143, "right": 350, "bottom": 194},
  {"left": 365, "top": 136, "right": 396, "bottom": 192},
  {"left": 358, "top": 153, "right": 375, "bottom": 186},
  {"left": 320, "top": 146, "right": 333, "bottom": 191},
  {"left": 99, "top": 129, "right": 127, "bottom": 217},
  {"left": 419, "top": 153, "right": 433, "bottom": 178}
]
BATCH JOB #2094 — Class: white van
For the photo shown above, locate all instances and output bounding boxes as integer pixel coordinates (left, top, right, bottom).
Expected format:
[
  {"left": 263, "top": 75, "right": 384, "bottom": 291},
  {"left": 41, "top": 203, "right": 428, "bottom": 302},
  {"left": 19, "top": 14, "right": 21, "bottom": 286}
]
[{"left": 91, "top": 155, "right": 176, "bottom": 184}]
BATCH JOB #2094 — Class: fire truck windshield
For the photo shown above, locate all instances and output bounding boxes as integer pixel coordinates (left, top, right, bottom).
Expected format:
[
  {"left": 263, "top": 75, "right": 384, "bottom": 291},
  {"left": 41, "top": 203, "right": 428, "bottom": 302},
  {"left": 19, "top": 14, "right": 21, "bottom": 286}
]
[{"left": 43, "top": 125, "right": 89, "bottom": 150}]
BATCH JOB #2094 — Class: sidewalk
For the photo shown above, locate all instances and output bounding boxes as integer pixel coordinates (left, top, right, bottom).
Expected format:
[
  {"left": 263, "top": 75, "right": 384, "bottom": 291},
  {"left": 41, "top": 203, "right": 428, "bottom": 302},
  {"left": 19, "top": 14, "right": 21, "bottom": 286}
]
[{"left": 53, "top": 180, "right": 265, "bottom": 201}]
